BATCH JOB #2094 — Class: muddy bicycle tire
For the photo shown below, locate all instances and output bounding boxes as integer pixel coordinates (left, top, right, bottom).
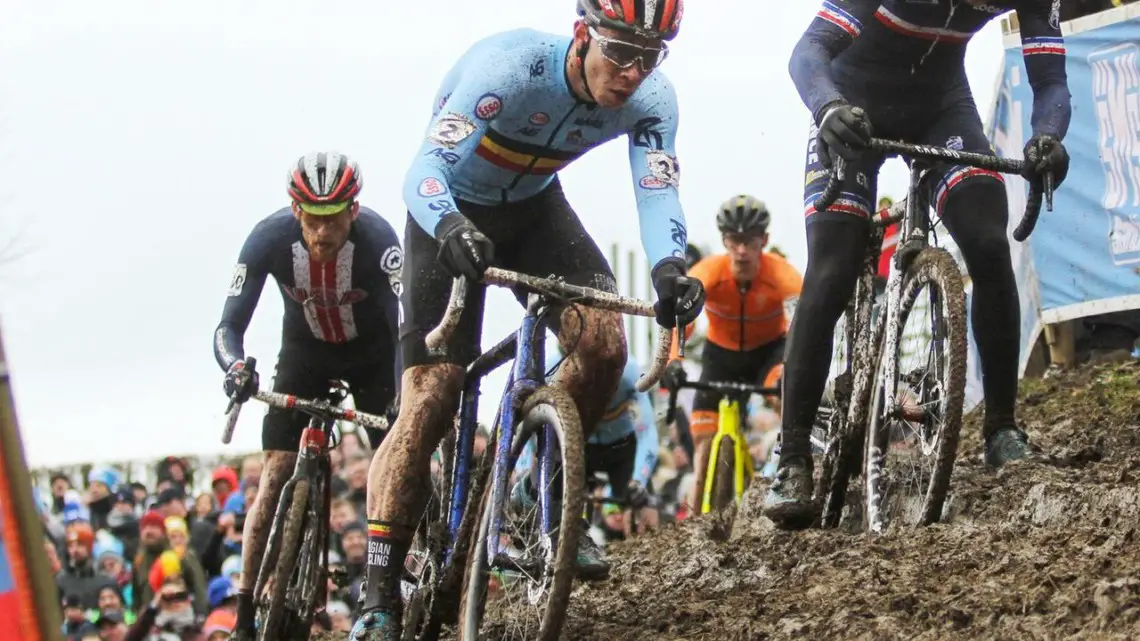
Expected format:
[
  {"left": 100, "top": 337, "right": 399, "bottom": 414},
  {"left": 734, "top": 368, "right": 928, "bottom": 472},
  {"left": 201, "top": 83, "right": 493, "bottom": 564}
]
[
  {"left": 457, "top": 386, "right": 585, "bottom": 641},
  {"left": 257, "top": 479, "right": 309, "bottom": 641},
  {"left": 709, "top": 434, "right": 739, "bottom": 513},
  {"left": 865, "top": 247, "right": 966, "bottom": 533},
  {"left": 814, "top": 229, "right": 882, "bottom": 528}
]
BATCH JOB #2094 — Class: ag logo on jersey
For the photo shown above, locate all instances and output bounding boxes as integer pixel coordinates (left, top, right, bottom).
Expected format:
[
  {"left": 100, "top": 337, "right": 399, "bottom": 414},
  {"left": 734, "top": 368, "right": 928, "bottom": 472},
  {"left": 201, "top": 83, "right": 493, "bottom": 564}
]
[
  {"left": 428, "top": 112, "right": 477, "bottom": 149},
  {"left": 646, "top": 150, "right": 680, "bottom": 188},
  {"left": 228, "top": 264, "right": 247, "bottom": 296}
]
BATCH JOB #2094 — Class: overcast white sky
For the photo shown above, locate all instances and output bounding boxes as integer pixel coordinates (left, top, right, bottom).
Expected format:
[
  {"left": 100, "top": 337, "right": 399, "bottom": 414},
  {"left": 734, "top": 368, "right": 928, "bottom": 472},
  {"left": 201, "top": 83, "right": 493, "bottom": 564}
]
[{"left": 0, "top": 0, "right": 1006, "bottom": 466}]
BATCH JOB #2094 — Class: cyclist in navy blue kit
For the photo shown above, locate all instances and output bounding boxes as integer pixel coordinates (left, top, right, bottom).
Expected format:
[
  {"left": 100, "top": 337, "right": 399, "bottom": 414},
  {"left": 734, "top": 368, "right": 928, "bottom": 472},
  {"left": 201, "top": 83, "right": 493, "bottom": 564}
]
[
  {"left": 351, "top": 0, "right": 705, "bottom": 638},
  {"left": 766, "top": 0, "right": 1073, "bottom": 528},
  {"left": 214, "top": 152, "right": 402, "bottom": 639}
]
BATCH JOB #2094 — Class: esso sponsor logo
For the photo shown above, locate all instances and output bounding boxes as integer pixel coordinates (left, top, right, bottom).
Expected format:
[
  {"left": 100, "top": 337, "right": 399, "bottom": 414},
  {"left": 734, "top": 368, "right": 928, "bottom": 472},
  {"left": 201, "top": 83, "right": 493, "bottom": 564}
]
[
  {"left": 418, "top": 177, "right": 448, "bottom": 198},
  {"left": 529, "top": 112, "right": 550, "bottom": 126},
  {"left": 474, "top": 93, "right": 503, "bottom": 121},
  {"left": 639, "top": 175, "right": 668, "bottom": 190}
]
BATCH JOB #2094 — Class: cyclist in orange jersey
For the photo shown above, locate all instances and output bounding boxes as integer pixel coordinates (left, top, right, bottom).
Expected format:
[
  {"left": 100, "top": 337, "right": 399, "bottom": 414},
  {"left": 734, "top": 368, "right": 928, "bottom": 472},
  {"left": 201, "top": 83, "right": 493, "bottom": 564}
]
[{"left": 661, "top": 195, "right": 803, "bottom": 511}]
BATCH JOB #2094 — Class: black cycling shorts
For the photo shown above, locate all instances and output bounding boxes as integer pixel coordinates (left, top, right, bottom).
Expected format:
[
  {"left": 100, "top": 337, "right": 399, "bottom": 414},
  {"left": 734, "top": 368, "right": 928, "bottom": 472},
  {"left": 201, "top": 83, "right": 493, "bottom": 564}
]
[
  {"left": 262, "top": 341, "right": 396, "bottom": 452},
  {"left": 400, "top": 178, "right": 618, "bottom": 369},
  {"left": 692, "top": 339, "right": 786, "bottom": 415}
]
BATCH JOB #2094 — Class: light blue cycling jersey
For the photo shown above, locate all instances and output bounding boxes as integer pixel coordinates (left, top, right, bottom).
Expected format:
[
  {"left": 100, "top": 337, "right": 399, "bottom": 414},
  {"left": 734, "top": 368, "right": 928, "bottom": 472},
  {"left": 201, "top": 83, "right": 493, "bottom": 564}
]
[
  {"left": 515, "top": 350, "right": 659, "bottom": 489},
  {"left": 402, "top": 28, "right": 688, "bottom": 268}
]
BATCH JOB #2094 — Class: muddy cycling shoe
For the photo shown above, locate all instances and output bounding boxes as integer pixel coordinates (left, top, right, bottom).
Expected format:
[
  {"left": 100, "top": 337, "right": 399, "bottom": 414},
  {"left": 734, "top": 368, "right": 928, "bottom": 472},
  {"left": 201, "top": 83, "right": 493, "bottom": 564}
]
[
  {"left": 984, "top": 426, "right": 1034, "bottom": 469},
  {"left": 574, "top": 520, "right": 611, "bottom": 580},
  {"left": 762, "top": 456, "right": 817, "bottom": 530},
  {"left": 349, "top": 609, "right": 402, "bottom": 641}
]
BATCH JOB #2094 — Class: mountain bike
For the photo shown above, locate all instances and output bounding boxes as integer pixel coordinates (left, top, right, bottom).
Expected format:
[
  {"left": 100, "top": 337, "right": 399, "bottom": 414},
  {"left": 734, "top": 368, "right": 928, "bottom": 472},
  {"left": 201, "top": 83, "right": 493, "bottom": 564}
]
[
  {"left": 413, "top": 267, "right": 669, "bottom": 641},
  {"left": 220, "top": 360, "right": 390, "bottom": 640},
  {"left": 664, "top": 379, "right": 778, "bottom": 514},
  {"left": 811, "top": 139, "right": 1053, "bottom": 533}
]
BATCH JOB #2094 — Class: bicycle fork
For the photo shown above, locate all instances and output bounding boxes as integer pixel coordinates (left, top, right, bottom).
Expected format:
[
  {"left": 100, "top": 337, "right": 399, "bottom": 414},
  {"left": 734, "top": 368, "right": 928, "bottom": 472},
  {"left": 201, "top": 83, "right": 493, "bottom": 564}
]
[{"left": 701, "top": 398, "right": 751, "bottom": 513}]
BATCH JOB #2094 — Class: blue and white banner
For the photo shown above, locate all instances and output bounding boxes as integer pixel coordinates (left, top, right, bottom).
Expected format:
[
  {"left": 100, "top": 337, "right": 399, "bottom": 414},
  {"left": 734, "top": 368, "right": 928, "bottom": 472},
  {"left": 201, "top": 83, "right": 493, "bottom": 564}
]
[{"left": 987, "top": 5, "right": 1140, "bottom": 379}]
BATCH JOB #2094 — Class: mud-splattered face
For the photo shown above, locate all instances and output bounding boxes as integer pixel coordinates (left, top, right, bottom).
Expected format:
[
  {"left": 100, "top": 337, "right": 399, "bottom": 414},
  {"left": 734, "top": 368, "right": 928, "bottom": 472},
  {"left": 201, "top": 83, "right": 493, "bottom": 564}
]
[
  {"left": 292, "top": 201, "right": 359, "bottom": 263},
  {"left": 573, "top": 22, "right": 664, "bottom": 108}
]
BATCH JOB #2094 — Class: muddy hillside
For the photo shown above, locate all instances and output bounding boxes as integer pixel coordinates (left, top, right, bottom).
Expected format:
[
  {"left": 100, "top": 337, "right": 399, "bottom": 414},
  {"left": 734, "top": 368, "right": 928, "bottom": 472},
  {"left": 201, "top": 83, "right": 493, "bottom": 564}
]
[{"left": 324, "top": 361, "right": 1140, "bottom": 640}]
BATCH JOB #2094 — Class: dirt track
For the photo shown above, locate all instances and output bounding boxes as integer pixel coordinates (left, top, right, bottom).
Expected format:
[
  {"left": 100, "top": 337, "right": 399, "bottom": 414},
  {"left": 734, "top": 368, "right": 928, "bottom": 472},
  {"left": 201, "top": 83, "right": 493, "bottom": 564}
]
[{"left": 324, "top": 361, "right": 1140, "bottom": 640}]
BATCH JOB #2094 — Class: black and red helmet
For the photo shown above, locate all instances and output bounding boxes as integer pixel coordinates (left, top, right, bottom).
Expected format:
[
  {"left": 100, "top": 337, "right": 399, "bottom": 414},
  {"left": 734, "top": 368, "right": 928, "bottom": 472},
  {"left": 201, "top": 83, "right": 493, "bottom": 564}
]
[
  {"left": 577, "top": 0, "right": 683, "bottom": 41},
  {"left": 287, "top": 151, "right": 362, "bottom": 214}
]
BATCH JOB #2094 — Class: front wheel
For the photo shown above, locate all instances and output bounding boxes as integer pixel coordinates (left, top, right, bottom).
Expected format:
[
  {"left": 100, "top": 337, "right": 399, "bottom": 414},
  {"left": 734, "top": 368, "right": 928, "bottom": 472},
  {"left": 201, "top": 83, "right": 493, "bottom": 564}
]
[
  {"left": 256, "top": 479, "right": 309, "bottom": 641},
  {"left": 865, "top": 248, "right": 967, "bottom": 533},
  {"left": 457, "top": 386, "right": 585, "bottom": 641}
]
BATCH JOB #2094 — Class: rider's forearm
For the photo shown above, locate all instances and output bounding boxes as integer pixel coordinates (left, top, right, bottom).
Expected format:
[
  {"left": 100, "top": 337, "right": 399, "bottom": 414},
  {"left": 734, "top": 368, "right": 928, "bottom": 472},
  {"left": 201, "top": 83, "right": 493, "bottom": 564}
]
[
  {"left": 213, "top": 324, "right": 246, "bottom": 371},
  {"left": 789, "top": 37, "right": 846, "bottom": 123},
  {"left": 402, "top": 162, "right": 466, "bottom": 238},
  {"left": 1029, "top": 82, "right": 1071, "bottom": 140}
]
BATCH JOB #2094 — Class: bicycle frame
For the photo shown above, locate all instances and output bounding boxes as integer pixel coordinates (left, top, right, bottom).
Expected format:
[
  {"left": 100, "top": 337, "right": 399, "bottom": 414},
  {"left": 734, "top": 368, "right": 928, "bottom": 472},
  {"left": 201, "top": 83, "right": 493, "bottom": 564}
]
[
  {"left": 221, "top": 364, "right": 390, "bottom": 634},
  {"left": 666, "top": 378, "right": 777, "bottom": 513},
  {"left": 424, "top": 267, "right": 671, "bottom": 572}
]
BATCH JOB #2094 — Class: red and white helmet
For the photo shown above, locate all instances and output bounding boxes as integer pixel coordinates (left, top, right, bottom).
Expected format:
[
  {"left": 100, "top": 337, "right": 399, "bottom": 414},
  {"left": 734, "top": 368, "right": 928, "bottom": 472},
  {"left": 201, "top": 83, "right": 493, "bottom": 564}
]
[
  {"left": 577, "top": 0, "right": 683, "bottom": 41},
  {"left": 287, "top": 151, "right": 362, "bottom": 214}
]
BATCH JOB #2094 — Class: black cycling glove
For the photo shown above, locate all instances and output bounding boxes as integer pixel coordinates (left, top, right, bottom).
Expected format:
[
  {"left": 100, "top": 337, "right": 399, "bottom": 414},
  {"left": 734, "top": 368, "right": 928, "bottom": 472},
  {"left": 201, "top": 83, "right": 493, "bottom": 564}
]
[
  {"left": 816, "top": 101, "right": 873, "bottom": 169},
  {"left": 435, "top": 212, "right": 495, "bottom": 281},
  {"left": 651, "top": 257, "right": 705, "bottom": 329},
  {"left": 223, "top": 360, "right": 258, "bottom": 403},
  {"left": 1022, "top": 134, "right": 1069, "bottom": 189}
]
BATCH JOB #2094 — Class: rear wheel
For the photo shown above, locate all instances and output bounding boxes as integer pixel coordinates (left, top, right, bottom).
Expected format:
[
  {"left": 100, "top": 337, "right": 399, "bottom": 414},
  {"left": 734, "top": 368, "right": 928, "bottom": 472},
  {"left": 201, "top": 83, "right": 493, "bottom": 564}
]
[
  {"left": 401, "top": 432, "right": 454, "bottom": 641},
  {"left": 865, "top": 248, "right": 966, "bottom": 533}
]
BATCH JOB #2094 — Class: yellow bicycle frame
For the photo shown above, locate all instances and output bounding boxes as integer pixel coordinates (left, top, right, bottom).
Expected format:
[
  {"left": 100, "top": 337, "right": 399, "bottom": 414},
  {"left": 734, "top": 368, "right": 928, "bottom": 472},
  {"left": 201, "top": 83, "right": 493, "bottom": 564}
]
[{"left": 699, "top": 395, "right": 755, "bottom": 513}]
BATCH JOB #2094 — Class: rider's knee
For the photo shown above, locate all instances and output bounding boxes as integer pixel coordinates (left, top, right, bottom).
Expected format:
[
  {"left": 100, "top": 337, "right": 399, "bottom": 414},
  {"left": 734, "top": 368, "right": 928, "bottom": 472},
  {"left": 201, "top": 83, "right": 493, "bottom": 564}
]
[
  {"left": 940, "top": 176, "right": 1011, "bottom": 270},
  {"left": 397, "top": 364, "right": 464, "bottom": 423},
  {"left": 558, "top": 308, "right": 627, "bottom": 374}
]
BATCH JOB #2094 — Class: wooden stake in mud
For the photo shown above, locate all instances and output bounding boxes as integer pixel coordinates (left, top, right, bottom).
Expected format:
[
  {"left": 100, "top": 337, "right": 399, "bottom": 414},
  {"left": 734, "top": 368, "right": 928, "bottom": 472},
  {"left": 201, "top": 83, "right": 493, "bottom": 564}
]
[{"left": 0, "top": 320, "right": 63, "bottom": 641}]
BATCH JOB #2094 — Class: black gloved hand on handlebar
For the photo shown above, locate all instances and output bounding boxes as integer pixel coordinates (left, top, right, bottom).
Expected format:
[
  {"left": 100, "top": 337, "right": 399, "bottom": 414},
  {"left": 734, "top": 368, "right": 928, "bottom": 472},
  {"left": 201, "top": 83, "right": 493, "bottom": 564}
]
[
  {"left": 815, "top": 100, "right": 873, "bottom": 169},
  {"left": 661, "top": 360, "right": 687, "bottom": 391},
  {"left": 435, "top": 212, "right": 495, "bottom": 281},
  {"left": 1021, "top": 134, "right": 1069, "bottom": 189},
  {"left": 651, "top": 257, "right": 705, "bottom": 329},
  {"left": 223, "top": 360, "right": 258, "bottom": 403}
]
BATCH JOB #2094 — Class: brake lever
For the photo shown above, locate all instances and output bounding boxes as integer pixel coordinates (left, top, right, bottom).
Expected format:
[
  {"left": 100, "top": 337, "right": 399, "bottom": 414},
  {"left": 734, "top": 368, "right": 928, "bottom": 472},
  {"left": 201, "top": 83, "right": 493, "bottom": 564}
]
[{"left": 675, "top": 316, "right": 684, "bottom": 359}]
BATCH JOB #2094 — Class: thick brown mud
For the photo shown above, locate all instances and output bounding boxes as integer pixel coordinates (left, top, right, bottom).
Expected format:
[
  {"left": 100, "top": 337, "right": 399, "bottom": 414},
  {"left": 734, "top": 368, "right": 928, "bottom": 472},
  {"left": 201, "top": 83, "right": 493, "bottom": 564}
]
[{"left": 321, "top": 361, "right": 1140, "bottom": 640}]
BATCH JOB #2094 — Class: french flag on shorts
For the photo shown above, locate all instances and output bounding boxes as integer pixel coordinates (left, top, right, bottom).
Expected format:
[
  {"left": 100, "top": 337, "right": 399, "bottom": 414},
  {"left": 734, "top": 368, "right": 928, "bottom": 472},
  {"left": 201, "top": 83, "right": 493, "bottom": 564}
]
[{"left": 817, "top": 1, "right": 862, "bottom": 37}]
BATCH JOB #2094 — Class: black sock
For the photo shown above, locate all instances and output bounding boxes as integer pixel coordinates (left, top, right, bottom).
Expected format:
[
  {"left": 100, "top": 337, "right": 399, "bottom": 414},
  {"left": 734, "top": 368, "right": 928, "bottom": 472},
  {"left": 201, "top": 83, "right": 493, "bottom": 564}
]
[
  {"left": 236, "top": 590, "right": 255, "bottom": 631},
  {"left": 361, "top": 520, "right": 412, "bottom": 615}
]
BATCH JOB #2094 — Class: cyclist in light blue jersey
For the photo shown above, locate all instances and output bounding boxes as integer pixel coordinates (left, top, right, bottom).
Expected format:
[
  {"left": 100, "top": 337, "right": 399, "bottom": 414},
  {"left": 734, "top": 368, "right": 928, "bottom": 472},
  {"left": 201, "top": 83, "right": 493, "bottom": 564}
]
[
  {"left": 354, "top": 1, "right": 703, "bottom": 638},
  {"left": 511, "top": 341, "right": 661, "bottom": 574}
]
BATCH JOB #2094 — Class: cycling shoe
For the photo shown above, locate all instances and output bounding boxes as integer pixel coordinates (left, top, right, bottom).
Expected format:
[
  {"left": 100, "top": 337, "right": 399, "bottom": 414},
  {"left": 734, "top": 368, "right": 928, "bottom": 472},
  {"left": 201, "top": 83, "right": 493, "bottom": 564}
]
[
  {"left": 762, "top": 456, "right": 816, "bottom": 529},
  {"left": 984, "top": 426, "right": 1035, "bottom": 469},
  {"left": 349, "top": 609, "right": 402, "bottom": 641}
]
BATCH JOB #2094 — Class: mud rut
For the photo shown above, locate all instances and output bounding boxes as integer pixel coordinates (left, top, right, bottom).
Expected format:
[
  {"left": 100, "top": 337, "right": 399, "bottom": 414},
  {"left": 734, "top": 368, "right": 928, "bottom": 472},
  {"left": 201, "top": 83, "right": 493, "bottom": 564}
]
[{"left": 320, "top": 362, "right": 1140, "bottom": 640}]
